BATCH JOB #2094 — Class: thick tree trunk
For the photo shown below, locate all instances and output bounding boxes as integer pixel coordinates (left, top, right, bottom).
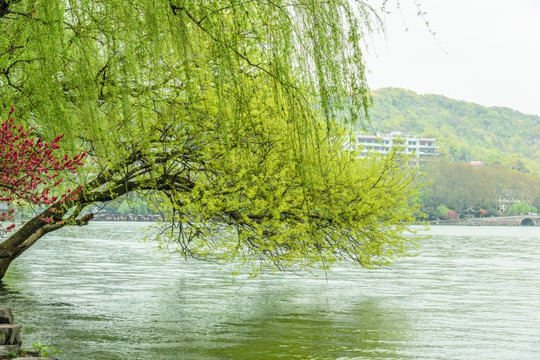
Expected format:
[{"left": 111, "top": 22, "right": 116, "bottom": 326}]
[
  {"left": 0, "top": 151, "right": 173, "bottom": 281},
  {"left": 0, "top": 213, "right": 93, "bottom": 280},
  {"left": 0, "top": 216, "right": 63, "bottom": 280}
]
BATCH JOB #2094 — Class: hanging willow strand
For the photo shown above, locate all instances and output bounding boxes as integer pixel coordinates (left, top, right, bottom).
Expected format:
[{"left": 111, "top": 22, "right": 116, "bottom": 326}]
[{"left": 0, "top": 0, "right": 420, "bottom": 277}]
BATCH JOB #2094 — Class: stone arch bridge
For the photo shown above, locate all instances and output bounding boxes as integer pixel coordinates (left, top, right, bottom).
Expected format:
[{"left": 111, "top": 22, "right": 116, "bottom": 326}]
[{"left": 467, "top": 215, "right": 540, "bottom": 226}]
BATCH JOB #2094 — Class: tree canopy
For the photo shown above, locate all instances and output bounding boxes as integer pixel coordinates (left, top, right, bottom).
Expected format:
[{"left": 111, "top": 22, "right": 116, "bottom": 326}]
[
  {"left": 0, "top": 0, "right": 418, "bottom": 278},
  {"left": 418, "top": 160, "right": 540, "bottom": 219},
  {"left": 507, "top": 202, "right": 537, "bottom": 216}
]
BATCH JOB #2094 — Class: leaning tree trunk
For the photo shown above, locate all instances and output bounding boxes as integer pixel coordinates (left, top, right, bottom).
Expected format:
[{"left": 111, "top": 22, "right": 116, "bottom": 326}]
[
  {"left": 0, "top": 215, "right": 61, "bottom": 280},
  {"left": 0, "top": 150, "right": 179, "bottom": 280},
  {"left": 0, "top": 212, "right": 93, "bottom": 280},
  {"left": 0, "top": 173, "right": 144, "bottom": 280}
]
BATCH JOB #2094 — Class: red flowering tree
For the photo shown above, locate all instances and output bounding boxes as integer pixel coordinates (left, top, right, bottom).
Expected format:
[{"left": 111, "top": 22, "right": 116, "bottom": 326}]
[
  {"left": 0, "top": 107, "right": 86, "bottom": 231},
  {"left": 445, "top": 210, "right": 459, "bottom": 220}
]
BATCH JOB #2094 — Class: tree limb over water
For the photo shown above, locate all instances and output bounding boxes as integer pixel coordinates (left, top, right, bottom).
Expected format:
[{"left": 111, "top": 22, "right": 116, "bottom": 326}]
[{"left": 0, "top": 0, "right": 419, "bottom": 279}]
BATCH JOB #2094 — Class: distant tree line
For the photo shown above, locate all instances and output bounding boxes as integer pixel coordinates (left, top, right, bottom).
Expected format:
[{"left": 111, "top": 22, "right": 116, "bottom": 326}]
[
  {"left": 83, "top": 192, "right": 155, "bottom": 216},
  {"left": 416, "top": 160, "right": 540, "bottom": 220}
]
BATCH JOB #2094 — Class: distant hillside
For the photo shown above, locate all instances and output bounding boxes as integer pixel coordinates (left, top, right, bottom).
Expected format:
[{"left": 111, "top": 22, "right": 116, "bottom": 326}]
[{"left": 366, "top": 87, "right": 540, "bottom": 175}]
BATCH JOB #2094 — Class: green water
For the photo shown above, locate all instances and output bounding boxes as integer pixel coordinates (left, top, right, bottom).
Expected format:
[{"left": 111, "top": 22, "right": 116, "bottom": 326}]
[{"left": 1, "top": 223, "right": 539, "bottom": 359}]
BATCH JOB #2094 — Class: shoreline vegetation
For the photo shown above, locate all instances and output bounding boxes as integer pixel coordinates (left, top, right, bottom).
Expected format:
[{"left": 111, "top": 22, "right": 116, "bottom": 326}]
[
  {"left": 92, "top": 213, "right": 163, "bottom": 222},
  {"left": 88, "top": 214, "right": 538, "bottom": 226}
]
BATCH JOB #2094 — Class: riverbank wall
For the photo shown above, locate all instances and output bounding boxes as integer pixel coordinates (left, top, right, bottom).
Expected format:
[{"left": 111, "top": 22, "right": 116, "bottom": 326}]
[
  {"left": 430, "top": 215, "right": 539, "bottom": 226},
  {"left": 0, "top": 307, "right": 58, "bottom": 359}
]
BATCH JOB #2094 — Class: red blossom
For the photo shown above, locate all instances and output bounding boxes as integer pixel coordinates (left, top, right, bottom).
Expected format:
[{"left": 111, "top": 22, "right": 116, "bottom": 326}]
[
  {"left": 445, "top": 210, "right": 459, "bottom": 220},
  {"left": 0, "top": 107, "right": 86, "bottom": 231}
]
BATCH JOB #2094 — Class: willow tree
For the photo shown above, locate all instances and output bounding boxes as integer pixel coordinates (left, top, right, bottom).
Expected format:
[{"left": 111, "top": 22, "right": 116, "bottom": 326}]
[{"left": 0, "top": 0, "right": 418, "bottom": 279}]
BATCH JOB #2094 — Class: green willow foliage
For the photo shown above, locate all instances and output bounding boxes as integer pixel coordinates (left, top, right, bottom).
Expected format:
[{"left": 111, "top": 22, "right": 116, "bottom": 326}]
[{"left": 0, "top": 0, "right": 418, "bottom": 274}]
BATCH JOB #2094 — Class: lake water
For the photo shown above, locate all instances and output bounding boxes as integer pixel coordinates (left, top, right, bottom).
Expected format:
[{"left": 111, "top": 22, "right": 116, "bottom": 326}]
[{"left": 0, "top": 223, "right": 539, "bottom": 359}]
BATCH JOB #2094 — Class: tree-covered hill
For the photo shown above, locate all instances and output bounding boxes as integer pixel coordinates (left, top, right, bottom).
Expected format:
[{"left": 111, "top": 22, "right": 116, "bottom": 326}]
[{"left": 368, "top": 87, "right": 540, "bottom": 174}]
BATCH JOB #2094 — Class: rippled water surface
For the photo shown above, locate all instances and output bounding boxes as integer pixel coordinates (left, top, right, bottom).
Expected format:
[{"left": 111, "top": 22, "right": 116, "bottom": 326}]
[{"left": 1, "top": 223, "right": 539, "bottom": 359}]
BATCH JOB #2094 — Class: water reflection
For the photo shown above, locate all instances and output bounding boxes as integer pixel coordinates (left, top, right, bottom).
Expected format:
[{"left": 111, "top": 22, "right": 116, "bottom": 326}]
[
  {"left": 203, "top": 299, "right": 411, "bottom": 360},
  {"left": 166, "top": 276, "right": 412, "bottom": 359},
  {"left": 0, "top": 223, "right": 539, "bottom": 359}
]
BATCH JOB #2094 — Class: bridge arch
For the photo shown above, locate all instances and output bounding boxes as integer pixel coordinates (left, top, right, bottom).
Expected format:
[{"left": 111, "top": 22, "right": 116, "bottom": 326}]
[{"left": 520, "top": 218, "right": 536, "bottom": 226}]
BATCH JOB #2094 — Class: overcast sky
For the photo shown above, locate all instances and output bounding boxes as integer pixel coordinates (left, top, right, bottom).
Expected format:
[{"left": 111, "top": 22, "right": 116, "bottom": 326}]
[{"left": 364, "top": 0, "right": 540, "bottom": 117}]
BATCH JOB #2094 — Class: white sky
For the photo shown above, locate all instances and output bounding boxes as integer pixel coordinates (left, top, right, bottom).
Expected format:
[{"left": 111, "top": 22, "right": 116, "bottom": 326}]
[{"left": 364, "top": 0, "right": 540, "bottom": 117}]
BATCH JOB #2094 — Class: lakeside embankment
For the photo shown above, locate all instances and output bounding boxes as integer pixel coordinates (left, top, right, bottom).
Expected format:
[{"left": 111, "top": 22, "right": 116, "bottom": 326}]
[
  {"left": 91, "top": 213, "right": 539, "bottom": 226},
  {"left": 92, "top": 213, "right": 162, "bottom": 222},
  {"left": 430, "top": 214, "right": 539, "bottom": 226}
]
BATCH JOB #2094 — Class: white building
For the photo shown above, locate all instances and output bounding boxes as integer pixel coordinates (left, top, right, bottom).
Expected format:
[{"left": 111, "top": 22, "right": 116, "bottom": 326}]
[
  {"left": 354, "top": 129, "right": 438, "bottom": 162},
  {"left": 498, "top": 190, "right": 520, "bottom": 213}
]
